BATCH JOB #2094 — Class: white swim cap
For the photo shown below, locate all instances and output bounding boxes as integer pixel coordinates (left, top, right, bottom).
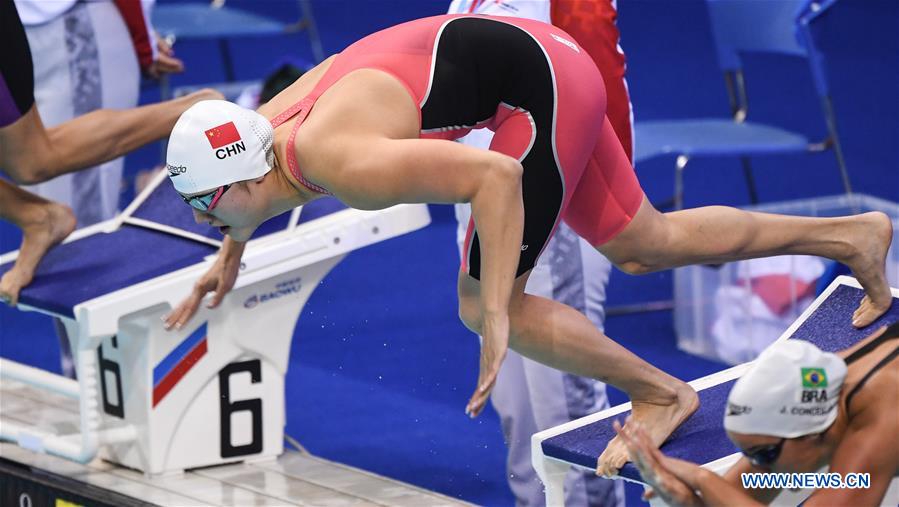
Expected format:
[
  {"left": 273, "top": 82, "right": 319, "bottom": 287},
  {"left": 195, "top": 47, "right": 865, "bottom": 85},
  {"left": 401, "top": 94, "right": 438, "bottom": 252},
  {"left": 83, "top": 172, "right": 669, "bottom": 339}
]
[
  {"left": 724, "top": 340, "right": 847, "bottom": 439},
  {"left": 166, "top": 100, "right": 274, "bottom": 195}
]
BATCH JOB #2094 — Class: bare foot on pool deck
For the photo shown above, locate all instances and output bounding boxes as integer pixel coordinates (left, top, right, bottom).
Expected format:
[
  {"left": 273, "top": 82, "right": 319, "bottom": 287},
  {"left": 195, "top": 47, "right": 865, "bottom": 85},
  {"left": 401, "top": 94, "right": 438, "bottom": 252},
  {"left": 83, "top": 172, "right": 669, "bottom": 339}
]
[
  {"left": 596, "top": 382, "right": 699, "bottom": 477},
  {"left": 844, "top": 212, "right": 893, "bottom": 328},
  {"left": 0, "top": 202, "right": 76, "bottom": 306}
]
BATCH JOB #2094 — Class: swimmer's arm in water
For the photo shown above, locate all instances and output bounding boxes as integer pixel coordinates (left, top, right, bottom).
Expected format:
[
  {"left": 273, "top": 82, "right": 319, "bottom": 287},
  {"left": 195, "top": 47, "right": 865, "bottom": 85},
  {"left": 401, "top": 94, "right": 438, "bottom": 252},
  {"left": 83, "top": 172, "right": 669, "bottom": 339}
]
[{"left": 164, "top": 236, "right": 246, "bottom": 330}]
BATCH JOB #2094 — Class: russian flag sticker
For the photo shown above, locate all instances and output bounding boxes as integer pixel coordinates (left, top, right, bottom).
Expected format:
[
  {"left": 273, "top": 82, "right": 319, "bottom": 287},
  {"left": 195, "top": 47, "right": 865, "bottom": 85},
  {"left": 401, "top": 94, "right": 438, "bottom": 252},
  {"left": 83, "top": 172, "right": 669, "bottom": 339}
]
[{"left": 153, "top": 323, "right": 209, "bottom": 407}]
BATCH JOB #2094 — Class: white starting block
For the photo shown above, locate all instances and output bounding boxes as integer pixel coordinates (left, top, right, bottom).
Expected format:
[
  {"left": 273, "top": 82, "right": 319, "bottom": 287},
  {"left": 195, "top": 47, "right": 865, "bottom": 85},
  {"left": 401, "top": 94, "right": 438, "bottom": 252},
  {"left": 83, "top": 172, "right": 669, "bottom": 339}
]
[
  {"left": 532, "top": 276, "right": 899, "bottom": 506},
  {"left": 0, "top": 170, "right": 430, "bottom": 475}
]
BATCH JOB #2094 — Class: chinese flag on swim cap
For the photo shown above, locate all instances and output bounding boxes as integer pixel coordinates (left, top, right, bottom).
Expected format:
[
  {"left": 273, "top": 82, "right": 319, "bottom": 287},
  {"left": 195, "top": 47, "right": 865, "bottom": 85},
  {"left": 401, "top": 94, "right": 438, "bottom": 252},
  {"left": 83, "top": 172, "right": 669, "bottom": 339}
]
[{"left": 204, "top": 121, "right": 241, "bottom": 149}]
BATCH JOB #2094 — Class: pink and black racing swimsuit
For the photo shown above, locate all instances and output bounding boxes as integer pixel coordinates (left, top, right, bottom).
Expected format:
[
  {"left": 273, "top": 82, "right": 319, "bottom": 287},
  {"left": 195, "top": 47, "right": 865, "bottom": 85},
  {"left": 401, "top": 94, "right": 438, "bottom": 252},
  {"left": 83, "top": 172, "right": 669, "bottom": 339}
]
[{"left": 270, "top": 14, "right": 644, "bottom": 280}]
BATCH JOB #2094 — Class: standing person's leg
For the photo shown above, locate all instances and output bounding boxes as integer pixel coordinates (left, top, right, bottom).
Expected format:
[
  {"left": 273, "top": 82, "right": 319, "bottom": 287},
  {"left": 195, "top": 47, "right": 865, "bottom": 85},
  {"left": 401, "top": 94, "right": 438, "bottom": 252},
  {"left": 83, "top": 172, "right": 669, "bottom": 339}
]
[
  {"left": 520, "top": 225, "right": 624, "bottom": 507},
  {"left": 76, "top": 0, "right": 141, "bottom": 224},
  {"left": 452, "top": 103, "right": 622, "bottom": 506},
  {"left": 543, "top": 3, "right": 626, "bottom": 500},
  {"left": 453, "top": 126, "right": 559, "bottom": 505},
  {"left": 486, "top": 351, "right": 545, "bottom": 505},
  {"left": 458, "top": 200, "right": 624, "bottom": 506},
  {"left": 23, "top": 1, "right": 129, "bottom": 378},
  {"left": 21, "top": 2, "right": 91, "bottom": 218},
  {"left": 21, "top": 1, "right": 136, "bottom": 227}
]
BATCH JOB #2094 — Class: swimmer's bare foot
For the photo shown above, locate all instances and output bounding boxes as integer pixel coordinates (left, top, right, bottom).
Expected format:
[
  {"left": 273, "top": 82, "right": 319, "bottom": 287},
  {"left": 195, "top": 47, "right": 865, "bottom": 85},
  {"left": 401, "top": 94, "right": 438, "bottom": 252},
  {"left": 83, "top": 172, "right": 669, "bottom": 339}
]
[
  {"left": 596, "top": 381, "right": 698, "bottom": 477},
  {"left": 0, "top": 202, "right": 75, "bottom": 306},
  {"left": 842, "top": 212, "right": 893, "bottom": 328}
]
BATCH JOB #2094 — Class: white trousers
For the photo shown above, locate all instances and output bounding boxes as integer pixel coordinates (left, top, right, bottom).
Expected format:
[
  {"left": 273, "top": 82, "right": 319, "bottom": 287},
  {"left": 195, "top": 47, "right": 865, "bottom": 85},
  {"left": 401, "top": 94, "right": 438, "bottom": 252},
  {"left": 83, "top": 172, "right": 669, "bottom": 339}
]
[{"left": 23, "top": 0, "right": 139, "bottom": 227}]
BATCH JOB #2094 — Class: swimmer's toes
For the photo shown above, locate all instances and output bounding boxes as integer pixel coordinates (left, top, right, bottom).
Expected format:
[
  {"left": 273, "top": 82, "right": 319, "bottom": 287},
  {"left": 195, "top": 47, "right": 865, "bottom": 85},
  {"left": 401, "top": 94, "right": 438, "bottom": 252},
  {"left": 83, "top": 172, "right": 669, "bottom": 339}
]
[
  {"left": 853, "top": 302, "right": 892, "bottom": 328},
  {"left": 0, "top": 272, "right": 23, "bottom": 307},
  {"left": 597, "top": 437, "right": 628, "bottom": 477}
]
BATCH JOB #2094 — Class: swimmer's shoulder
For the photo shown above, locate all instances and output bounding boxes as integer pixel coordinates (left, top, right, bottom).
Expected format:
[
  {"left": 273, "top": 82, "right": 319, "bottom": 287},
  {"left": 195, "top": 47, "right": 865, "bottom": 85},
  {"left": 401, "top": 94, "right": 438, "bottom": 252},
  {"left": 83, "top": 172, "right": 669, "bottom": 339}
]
[
  {"left": 844, "top": 359, "right": 898, "bottom": 416},
  {"left": 838, "top": 325, "right": 899, "bottom": 367},
  {"left": 841, "top": 333, "right": 898, "bottom": 434},
  {"left": 839, "top": 375, "right": 899, "bottom": 479}
]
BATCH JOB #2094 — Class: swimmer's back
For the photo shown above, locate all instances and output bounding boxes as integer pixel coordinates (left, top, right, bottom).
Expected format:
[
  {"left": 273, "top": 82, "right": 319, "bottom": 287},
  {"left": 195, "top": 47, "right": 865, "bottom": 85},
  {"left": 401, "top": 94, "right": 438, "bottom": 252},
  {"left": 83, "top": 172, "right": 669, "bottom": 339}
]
[
  {"left": 262, "top": 14, "right": 583, "bottom": 128},
  {"left": 839, "top": 326, "right": 899, "bottom": 420}
]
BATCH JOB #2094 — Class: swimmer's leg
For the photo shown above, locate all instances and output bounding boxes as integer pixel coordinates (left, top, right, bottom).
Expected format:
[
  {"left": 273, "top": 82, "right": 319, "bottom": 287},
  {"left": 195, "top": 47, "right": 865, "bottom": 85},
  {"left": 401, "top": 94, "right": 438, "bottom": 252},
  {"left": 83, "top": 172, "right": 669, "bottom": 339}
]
[
  {"left": 0, "top": 180, "right": 75, "bottom": 306},
  {"left": 602, "top": 196, "right": 892, "bottom": 328},
  {"left": 565, "top": 119, "right": 892, "bottom": 330},
  {"left": 457, "top": 270, "right": 698, "bottom": 477}
]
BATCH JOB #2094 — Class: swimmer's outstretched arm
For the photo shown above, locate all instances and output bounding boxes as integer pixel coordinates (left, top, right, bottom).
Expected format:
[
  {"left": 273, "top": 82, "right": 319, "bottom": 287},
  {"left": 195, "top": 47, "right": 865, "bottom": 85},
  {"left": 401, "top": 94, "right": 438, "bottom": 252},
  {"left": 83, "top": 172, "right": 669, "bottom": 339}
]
[
  {"left": 613, "top": 419, "right": 705, "bottom": 506},
  {"left": 670, "top": 435, "right": 894, "bottom": 507},
  {"left": 311, "top": 134, "right": 525, "bottom": 408},
  {"left": 1, "top": 89, "right": 222, "bottom": 186},
  {"left": 623, "top": 416, "right": 898, "bottom": 507},
  {"left": 164, "top": 235, "right": 245, "bottom": 330},
  {"left": 618, "top": 419, "right": 765, "bottom": 506}
]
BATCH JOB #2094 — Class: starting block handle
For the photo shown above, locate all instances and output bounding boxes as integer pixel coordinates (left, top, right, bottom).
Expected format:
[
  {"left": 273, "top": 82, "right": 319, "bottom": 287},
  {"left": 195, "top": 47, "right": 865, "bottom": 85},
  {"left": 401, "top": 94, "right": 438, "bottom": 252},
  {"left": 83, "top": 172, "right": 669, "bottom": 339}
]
[
  {"left": 0, "top": 358, "right": 80, "bottom": 399},
  {"left": 0, "top": 353, "right": 137, "bottom": 463}
]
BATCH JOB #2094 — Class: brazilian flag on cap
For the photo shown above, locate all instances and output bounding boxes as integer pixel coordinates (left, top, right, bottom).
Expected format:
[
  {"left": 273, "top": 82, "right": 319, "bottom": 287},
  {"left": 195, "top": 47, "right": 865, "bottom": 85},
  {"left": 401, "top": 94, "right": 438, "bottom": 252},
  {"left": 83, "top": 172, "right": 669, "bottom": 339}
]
[{"left": 801, "top": 367, "right": 828, "bottom": 388}]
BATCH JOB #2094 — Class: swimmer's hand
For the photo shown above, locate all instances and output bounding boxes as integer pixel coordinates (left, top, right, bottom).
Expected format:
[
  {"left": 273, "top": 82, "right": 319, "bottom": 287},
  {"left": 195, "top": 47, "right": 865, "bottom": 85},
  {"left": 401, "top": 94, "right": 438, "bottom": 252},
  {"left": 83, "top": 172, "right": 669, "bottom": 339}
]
[
  {"left": 164, "top": 238, "right": 245, "bottom": 330},
  {"left": 613, "top": 418, "right": 704, "bottom": 507},
  {"left": 465, "top": 313, "right": 509, "bottom": 418}
]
